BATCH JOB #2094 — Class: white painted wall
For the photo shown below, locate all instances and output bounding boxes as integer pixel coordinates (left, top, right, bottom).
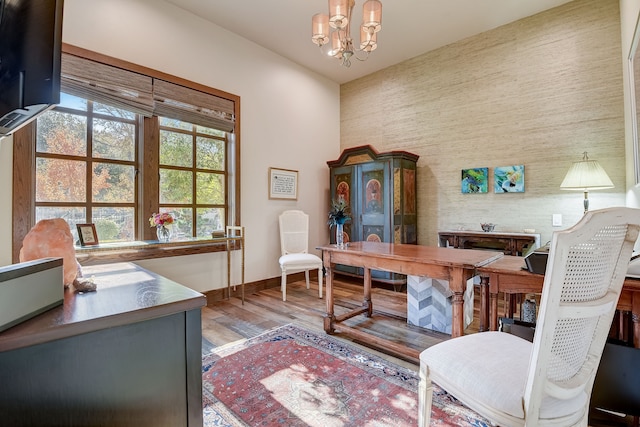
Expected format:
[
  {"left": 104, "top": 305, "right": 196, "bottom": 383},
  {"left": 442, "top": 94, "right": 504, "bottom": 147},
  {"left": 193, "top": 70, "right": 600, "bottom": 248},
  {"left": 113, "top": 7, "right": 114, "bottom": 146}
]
[{"left": 0, "top": 0, "right": 340, "bottom": 292}]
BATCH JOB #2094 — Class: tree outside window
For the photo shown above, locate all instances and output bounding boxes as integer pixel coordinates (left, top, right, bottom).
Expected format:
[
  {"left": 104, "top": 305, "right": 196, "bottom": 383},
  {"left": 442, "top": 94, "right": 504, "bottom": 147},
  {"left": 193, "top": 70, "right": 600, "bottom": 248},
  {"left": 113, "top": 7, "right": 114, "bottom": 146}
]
[
  {"left": 35, "top": 93, "right": 137, "bottom": 244},
  {"left": 159, "top": 118, "right": 227, "bottom": 238}
]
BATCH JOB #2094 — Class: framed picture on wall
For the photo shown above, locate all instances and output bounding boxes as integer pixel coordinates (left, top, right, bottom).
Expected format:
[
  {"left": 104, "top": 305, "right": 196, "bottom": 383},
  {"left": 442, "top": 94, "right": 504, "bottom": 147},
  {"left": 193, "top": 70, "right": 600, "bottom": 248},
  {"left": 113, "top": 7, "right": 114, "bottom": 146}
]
[
  {"left": 77, "top": 223, "right": 99, "bottom": 246},
  {"left": 494, "top": 165, "right": 525, "bottom": 193},
  {"left": 269, "top": 167, "right": 298, "bottom": 200},
  {"left": 461, "top": 167, "right": 489, "bottom": 193}
]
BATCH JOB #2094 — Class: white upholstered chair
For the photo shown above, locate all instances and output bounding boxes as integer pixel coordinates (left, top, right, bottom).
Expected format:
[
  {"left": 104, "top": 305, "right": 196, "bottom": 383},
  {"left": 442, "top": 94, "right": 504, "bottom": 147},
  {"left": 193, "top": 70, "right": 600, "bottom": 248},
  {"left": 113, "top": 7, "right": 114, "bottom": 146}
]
[
  {"left": 278, "top": 210, "right": 323, "bottom": 302},
  {"left": 419, "top": 207, "right": 640, "bottom": 427}
]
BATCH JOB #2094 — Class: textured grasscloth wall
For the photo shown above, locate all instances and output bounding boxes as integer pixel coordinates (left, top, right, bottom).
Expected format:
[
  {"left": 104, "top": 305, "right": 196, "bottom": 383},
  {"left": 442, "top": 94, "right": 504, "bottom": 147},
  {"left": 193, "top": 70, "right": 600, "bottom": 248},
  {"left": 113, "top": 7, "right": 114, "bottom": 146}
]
[{"left": 340, "top": 0, "right": 625, "bottom": 246}]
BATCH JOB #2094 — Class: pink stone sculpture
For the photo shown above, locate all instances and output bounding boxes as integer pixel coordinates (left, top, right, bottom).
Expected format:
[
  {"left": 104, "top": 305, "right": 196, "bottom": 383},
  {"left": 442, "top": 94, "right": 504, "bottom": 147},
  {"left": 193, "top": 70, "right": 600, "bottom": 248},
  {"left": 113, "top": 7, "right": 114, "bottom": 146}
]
[{"left": 20, "top": 218, "right": 78, "bottom": 286}]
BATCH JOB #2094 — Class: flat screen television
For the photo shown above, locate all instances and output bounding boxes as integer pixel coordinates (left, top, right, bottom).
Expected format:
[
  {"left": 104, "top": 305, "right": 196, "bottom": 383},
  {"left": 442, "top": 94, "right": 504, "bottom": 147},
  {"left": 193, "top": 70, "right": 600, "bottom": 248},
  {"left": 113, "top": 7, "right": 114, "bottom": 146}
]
[{"left": 0, "top": 0, "right": 63, "bottom": 137}]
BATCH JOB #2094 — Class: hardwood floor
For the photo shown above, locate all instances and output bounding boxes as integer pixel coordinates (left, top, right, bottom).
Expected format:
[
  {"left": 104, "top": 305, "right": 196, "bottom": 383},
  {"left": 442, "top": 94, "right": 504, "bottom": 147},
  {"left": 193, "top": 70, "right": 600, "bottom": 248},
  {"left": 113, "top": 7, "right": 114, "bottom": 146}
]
[
  {"left": 201, "top": 275, "right": 475, "bottom": 370},
  {"left": 201, "top": 275, "right": 637, "bottom": 427}
]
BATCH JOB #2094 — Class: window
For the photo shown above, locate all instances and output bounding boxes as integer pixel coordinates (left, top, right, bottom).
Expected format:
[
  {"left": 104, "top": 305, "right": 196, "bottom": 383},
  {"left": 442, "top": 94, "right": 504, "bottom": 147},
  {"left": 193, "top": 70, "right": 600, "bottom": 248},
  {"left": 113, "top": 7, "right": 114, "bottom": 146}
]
[
  {"left": 35, "top": 93, "right": 138, "bottom": 243},
  {"left": 11, "top": 45, "right": 240, "bottom": 263},
  {"left": 158, "top": 117, "right": 227, "bottom": 238}
]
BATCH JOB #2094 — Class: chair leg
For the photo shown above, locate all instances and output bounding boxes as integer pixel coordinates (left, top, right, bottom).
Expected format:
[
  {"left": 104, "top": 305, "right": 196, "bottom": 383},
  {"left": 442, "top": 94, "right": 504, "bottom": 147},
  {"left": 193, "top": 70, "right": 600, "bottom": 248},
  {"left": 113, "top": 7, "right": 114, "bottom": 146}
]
[
  {"left": 418, "top": 363, "right": 433, "bottom": 427},
  {"left": 305, "top": 270, "right": 310, "bottom": 289},
  {"left": 318, "top": 267, "right": 323, "bottom": 299},
  {"left": 281, "top": 272, "right": 287, "bottom": 302}
]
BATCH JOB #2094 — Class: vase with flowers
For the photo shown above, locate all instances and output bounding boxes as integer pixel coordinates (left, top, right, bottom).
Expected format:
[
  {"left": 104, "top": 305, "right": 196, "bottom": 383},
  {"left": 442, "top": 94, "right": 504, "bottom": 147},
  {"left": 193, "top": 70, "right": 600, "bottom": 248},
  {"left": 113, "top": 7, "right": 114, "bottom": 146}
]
[
  {"left": 328, "top": 199, "right": 351, "bottom": 248},
  {"left": 149, "top": 212, "right": 174, "bottom": 243}
]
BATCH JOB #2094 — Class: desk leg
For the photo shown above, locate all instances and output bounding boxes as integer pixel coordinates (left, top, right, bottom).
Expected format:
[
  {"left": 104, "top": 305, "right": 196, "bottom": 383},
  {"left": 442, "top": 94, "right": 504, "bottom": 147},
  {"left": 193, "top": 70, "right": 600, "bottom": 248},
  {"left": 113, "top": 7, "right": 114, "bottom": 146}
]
[
  {"left": 363, "top": 267, "right": 373, "bottom": 317},
  {"left": 488, "top": 273, "right": 499, "bottom": 331},
  {"left": 479, "top": 276, "right": 489, "bottom": 332},
  {"left": 490, "top": 292, "right": 499, "bottom": 331},
  {"left": 323, "top": 256, "right": 336, "bottom": 334},
  {"left": 633, "top": 293, "right": 640, "bottom": 349},
  {"left": 450, "top": 268, "right": 465, "bottom": 338}
]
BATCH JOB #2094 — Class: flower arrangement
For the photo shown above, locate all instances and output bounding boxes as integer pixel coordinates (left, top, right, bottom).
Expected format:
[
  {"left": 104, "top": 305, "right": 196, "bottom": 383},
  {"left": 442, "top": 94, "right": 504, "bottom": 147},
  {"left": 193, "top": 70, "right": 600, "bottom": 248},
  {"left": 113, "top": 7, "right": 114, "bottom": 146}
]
[
  {"left": 149, "top": 212, "right": 174, "bottom": 227},
  {"left": 327, "top": 198, "right": 351, "bottom": 226}
]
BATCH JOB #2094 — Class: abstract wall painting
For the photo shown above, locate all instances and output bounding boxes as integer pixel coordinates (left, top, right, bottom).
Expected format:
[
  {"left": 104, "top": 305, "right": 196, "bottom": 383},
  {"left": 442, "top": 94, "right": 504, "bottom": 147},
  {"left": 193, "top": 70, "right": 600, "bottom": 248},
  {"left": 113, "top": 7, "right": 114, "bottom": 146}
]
[
  {"left": 461, "top": 168, "right": 489, "bottom": 194},
  {"left": 494, "top": 165, "right": 525, "bottom": 193}
]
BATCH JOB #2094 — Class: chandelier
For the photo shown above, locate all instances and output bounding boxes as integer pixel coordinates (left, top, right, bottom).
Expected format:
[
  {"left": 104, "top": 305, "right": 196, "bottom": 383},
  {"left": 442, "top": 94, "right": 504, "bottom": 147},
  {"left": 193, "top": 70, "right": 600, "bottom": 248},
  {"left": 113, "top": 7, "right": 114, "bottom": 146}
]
[{"left": 311, "top": 0, "right": 382, "bottom": 68}]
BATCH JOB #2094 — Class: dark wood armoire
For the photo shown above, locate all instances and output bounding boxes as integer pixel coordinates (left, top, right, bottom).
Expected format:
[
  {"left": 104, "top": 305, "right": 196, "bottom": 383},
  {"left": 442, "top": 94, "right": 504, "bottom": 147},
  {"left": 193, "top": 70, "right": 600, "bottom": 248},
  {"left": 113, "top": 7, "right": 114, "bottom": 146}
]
[{"left": 327, "top": 145, "right": 419, "bottom": 285}]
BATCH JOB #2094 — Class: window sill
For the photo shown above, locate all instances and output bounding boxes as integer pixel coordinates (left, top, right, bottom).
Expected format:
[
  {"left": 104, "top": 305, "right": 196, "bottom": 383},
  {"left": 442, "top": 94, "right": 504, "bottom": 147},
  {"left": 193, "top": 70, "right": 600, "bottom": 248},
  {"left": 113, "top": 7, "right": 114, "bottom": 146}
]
[{"left": 75, "top": 237, "right": 239, "bottom": 266}]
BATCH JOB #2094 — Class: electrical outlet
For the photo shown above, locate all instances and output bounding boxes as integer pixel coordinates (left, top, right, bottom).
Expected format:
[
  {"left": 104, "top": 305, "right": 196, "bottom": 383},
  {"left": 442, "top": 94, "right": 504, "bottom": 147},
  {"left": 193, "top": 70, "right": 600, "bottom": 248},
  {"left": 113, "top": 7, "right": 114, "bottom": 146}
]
[{"left": 552, "top": 214, "right": 562, "bottom": 227}]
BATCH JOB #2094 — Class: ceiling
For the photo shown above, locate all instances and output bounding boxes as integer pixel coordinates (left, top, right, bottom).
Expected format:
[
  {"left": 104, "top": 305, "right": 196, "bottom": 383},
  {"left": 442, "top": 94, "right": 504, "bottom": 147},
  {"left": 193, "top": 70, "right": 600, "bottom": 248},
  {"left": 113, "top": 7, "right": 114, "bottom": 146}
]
[{"left": 165, "top": 0, "right": 574, "bottom": 85}]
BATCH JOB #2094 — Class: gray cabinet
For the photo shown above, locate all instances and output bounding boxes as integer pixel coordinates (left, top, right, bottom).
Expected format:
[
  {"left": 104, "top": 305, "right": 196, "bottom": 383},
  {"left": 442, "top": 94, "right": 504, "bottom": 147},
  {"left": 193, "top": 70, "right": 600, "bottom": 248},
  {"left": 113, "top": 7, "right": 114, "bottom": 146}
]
[
  {"left": 0, "top": 263, "right": 206, "bottom": 427},
  {"left": 328, "top": 145, "right": 419, "bottom": 285}
]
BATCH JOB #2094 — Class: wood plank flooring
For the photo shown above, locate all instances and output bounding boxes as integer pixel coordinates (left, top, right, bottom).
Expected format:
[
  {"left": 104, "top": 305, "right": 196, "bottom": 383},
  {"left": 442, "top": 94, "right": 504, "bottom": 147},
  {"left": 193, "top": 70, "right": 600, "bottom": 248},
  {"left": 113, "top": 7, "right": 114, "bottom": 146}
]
[
  {"left": 201, "top": 275, "right": 476, "bottom": 370},
  {"left": 201, "top": 276, "right": 637, "bottom": 427}
]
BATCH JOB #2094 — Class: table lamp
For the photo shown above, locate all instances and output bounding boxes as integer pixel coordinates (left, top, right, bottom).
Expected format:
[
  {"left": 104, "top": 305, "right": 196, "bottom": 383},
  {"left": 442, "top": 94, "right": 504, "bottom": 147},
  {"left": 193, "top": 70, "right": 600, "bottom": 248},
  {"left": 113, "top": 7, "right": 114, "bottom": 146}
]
[{"left": 560, "top": 152, "right": 614, "bottom": 214}]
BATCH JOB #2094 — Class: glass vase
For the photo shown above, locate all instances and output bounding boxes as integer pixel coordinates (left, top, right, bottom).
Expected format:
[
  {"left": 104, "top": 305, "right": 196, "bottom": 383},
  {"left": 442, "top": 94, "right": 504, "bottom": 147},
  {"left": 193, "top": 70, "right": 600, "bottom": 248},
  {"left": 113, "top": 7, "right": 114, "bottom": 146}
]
[
  {"left": 156, "top": 225, "right": 172, "bottom": 243},
  {"left": 335, "top": 223, "right": 344, "bottom": 248}
]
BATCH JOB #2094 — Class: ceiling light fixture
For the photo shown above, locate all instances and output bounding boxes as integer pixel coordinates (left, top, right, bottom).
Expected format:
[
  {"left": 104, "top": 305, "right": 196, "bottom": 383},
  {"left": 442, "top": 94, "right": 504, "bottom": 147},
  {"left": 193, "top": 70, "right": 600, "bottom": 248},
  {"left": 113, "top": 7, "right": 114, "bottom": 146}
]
[{"left": 311, "top": 0, "right": 382, "bottom": 68}]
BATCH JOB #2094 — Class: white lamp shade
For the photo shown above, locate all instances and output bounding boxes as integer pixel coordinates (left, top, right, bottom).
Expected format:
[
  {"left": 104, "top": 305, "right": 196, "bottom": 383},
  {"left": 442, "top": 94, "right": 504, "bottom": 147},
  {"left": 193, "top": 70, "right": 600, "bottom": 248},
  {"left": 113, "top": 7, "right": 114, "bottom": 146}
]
[
  {"left": 362, "top": 0, "right": 382, "bottom": 33},
  {"left": 560, "top": 156, "right": 614, "bottom": 190},
  {"left": 329, "top": 0, "right": 349, "bottom": 29},
  {"left": 312, "top": 13, "right": 329, "bottom": 46}
]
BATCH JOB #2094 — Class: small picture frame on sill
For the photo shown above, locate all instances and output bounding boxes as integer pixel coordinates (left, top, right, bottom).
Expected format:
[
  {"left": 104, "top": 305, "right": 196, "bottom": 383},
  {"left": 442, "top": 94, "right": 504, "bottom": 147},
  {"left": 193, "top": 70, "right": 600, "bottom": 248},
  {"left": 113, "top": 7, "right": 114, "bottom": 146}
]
[{"left": 77, "top": 223, "right": 99, "bottom": 246}]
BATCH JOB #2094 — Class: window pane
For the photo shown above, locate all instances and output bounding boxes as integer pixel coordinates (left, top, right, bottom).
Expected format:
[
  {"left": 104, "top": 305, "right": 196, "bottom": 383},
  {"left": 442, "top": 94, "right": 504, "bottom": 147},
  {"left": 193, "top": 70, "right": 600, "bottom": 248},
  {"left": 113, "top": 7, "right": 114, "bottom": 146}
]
[
  {"left": 93, "top": 118, "right": 135, "bottom": 161},
  {"left": 197, "top": 207, "right": 224, "bottom": 236},
  {"left": 196, "top": 125, "right": 225, "bottom": 138},
  {"left": 160, "top": 130, "right": 192, "bottom": 167},
  {"left": 93, "top": 162, "right": 135, "bottom": 203},
  {"left": 93, "top": 207, "right": 135, "bottom": 242},
  {"left": 160, "top": 117, "right": 192, "bottom": 131},
  {"left": 93, "top": 102, "right": 135, "bottom": 120},
  {"left": 36, "top": 158, "right": 86, "bottom": 203},
  {"left": 196, "top": 136, "right": 224, "bottom": 170},
  {"left": 196, "top": 172, "right": 224, "bottom": 204},
  {"left": 35, "top": 206, "right": 86, "bottom": 243},
  {"left": 36, "top": 111, "right": 87, "bottom": 155},
  {"left": 163, "top": 207, "right": 192, "bottom": 239},
  {"left": 58, "top": 93, "right": 87, "bottom": 111},
  {"left": 160, "top": 169, "right": 193, "bottom": 203}
]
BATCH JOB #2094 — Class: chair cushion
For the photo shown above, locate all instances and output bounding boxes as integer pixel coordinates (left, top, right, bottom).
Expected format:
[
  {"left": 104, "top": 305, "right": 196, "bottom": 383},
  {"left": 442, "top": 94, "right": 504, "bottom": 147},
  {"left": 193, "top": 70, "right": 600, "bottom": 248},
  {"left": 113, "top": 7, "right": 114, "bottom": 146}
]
[
  {"left": 420, "top": 331, "right": 587, "bottom": 421},
  {"left": 279, "top": 253, "right": 322, "bottom": 269}
]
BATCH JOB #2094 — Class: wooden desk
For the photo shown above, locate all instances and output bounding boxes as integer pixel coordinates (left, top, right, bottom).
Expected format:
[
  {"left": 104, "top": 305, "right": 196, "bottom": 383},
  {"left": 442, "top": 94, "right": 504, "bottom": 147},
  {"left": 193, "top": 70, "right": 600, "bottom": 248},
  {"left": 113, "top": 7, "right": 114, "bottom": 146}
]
[
  {"left": 318, "top": 242, "right": 503, "bottom": 362},
  {"left": 0, "top": 262, "right": 206, "bottom": 426},
  {"left": 477, "top": 256, "right": 640, "bottom": 348},
  {"left": 439, "top": 230, "right": 541, "bottom": 256}
]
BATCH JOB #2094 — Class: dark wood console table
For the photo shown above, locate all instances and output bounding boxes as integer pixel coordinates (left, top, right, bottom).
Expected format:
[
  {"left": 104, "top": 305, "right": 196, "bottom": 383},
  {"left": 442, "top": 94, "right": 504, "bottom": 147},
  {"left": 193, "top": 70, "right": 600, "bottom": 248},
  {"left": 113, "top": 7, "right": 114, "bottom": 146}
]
[
  {"left": 439, "top": 230, "right": 541, "bottom": 256},
  {"left": 0, "top": 262, "right": 206, "bottom": 426}
]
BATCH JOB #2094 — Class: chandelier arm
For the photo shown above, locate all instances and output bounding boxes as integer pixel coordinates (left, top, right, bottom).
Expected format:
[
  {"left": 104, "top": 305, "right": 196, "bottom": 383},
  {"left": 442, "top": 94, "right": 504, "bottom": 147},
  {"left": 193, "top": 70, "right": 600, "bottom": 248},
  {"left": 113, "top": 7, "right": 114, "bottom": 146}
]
[{"left": 352, "top": 49, "right": 371, "bottom": 62}]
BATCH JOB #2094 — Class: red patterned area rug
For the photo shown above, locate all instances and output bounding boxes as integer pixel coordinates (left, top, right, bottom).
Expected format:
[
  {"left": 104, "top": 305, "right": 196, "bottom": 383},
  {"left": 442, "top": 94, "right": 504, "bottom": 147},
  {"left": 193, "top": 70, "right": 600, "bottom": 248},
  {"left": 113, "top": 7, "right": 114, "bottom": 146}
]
[{"left": 202, "top": 324, "right": 490, "bottom": 427}]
